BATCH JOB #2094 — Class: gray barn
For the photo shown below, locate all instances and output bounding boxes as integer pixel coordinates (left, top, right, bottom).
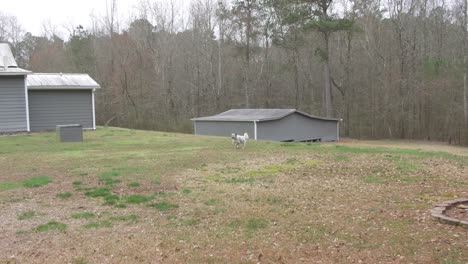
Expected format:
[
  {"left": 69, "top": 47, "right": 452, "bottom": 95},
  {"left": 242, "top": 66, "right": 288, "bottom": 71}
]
[
  {"left": 192, "top": 109, "right": 340, "bottom": 142},
  {"left": 27, "top": 74, "right": 100, "bottom": 131},
  {"left": 0, "top": 44, "right": 100, "bottom": 133}
]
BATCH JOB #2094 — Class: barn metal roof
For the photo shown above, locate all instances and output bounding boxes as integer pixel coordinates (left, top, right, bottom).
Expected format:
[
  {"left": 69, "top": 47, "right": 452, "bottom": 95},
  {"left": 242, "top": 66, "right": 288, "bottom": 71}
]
[
  {"left": 0, "top": 43, "right": 31, "bottom": 75},
  {"left": 191, "top": 109, "right": 339, "bottom": 122},
  {"left": 27, "top": 73, "right": 101, "bottom": 90}
]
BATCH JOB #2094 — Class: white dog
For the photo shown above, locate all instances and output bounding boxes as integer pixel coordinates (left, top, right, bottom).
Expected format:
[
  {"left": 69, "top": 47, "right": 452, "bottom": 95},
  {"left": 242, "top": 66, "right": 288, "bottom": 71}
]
[{"left": 231, "top": 133, "right": 249, "bottom": 149}]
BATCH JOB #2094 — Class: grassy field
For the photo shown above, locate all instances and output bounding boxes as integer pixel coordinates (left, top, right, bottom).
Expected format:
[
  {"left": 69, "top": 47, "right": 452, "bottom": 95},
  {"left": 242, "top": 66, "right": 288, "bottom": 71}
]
[{"left": 0, "top": 127, "right": 467, "bottom": 264}]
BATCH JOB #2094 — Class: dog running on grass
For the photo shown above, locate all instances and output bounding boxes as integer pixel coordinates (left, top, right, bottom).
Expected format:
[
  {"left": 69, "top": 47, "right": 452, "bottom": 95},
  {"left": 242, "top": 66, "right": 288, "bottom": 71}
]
[{"left": 231, "top": 133, "right": 249, "bottom": 149}]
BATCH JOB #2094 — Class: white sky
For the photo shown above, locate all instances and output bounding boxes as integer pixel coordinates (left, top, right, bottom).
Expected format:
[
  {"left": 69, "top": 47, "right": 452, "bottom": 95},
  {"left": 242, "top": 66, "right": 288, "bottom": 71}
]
[{"left": 2, "top": 0, "right": 191, "bottom": 38}]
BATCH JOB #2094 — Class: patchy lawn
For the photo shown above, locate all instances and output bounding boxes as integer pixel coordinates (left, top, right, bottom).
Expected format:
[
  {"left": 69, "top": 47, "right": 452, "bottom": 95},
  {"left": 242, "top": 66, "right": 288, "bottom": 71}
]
[{"left": 0, "top": 127, "right": 467, "bottom": 263}]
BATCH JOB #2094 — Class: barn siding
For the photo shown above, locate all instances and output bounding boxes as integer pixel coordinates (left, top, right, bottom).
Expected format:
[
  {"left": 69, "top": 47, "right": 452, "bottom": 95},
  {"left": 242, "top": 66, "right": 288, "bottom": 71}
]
[
  {"left": 194, "top": 121, "right": 255, "bottom": 138},
  {"left": 28, "top": 90, "right": 93, "bottom": 131},
  {"left": 257, "top": 113, "right": 338, "bottom": 142},
  {"left": 0, "top": 76, "right": 28, "bottom": 132}
]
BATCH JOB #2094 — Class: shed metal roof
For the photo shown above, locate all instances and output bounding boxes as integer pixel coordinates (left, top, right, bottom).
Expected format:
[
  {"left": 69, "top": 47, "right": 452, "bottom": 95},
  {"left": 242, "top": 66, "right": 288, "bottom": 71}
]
[
  {"left": 27, "top": 73, "right": 101, "bottom": 89},
  {"left": 0, "top": 43, "right": 31, "bottom": 75},
  {"left": 191, "top": 109, "right": 339, "bottom": 122}
]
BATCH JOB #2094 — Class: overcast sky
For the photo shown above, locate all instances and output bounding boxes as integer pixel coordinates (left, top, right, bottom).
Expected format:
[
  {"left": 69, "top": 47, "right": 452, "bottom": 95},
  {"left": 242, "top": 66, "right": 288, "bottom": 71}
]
[{"left": 2, "top": 0, "right": 191, "bottom": 38}]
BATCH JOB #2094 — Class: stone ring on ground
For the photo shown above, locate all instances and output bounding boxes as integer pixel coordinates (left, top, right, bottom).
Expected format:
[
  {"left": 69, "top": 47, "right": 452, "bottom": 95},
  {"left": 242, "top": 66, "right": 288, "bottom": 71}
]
[{"left": 431, "top": 198, "right": 468, "bottom": 228}]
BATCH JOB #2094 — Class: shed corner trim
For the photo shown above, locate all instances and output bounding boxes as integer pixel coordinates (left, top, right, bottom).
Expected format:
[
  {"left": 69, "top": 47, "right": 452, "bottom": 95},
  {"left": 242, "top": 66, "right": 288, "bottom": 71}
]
[
  {"left": 253, "top": 120, "right": 258, "bottom": 140},
  {"left": 24, "top": 75, "right": 30, "bottom": 132},
  {"left": 92, "top": 88, "right": 96, "bottom": 130}
]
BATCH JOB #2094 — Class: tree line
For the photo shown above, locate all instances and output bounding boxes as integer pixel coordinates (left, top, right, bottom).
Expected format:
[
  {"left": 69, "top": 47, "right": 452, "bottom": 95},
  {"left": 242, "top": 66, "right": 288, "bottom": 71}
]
[{"left": 1, "top": 0, "right": 467, "bottom": 144}]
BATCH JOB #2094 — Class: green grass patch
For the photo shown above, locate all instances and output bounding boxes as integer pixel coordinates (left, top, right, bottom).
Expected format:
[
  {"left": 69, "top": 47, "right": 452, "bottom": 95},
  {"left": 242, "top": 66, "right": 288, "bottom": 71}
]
[
  {"left": 332, "top": 145, "right": 462, "bottom": 160},
  {"left": 364, "top": 173, "right": 422, "bottom": 184},
  {"left": 305, "top": 160, "right": 321, "bottom": 166},
  {"left": 114, "top": 203, "right": 127, "bottom": 208},
  {"left": 152, "top": 179, "right": 161, "bottom": 185},
  {"left": 0, "top": 181, "right": 23, "bottom": 190},
  {"left": 17, "top": 211, "right": 37, "bottom": 220},
  {"left": 180, "top": 217, "right": 200, "bottom": 226},
  {"left": 228, "top": 217, "right": 269, "bottom": 233},
  {"left": 228, "top": 217, "right": 268, "bottom": 232},
  {"left": 84, "top": 187, "right": 111, "bottom": 197},
  {"left": 16, "top": 230, "right": 30, "bottom": 235},
  {"left": 103, "top": 194, "right": 120, "bottom": 205},
  {"left": 100, "top": 176, "right": 121, "bottom": 186},
  {"left": 334, "top": 155, "right": 349, "bottom": 161},
  {"left": 100, "top": 167, "right": 145, "bottom": 178},
  {"left": 205, "top": 174, "right": 223, "bottom": 182},
  {"left": 280, "top": 142, "right": 301, "bottom": 147},
  {"left": 128, "top": 182, "right": 141, "bottom": 187},
  {"left": 99, "top": 167, "right": 145, "bottom": 186},
  {"left": 22, "top": 176, "right": 52, "bottom": 188},
  {"left": 297, "top": 225, "right": 331, "bottom": 242},
  {"left": 217, "top": 166, "right": 242, "bottom": 174},
  {"left": 125, "top": 194, "right": 153, "bottom": 204},
  {"left": 71, "top": 212, "right": 95, "bottom": 219},
  {"left": 1, "top": 176, "right": 52, "bottom": 190},
  {"left": 224, "top": 177, "right": 256, "bottom": 184},
  {"left": 154, "top": 191, "right": 174, "bottom": 198},
  {"left": 73, "top": 258, "right": 89, "bottom": 264},
  {"left": 285, "top": 158, "right": 300, "bottom": 164},
  {"left": 204, "top": 198, "right": 219, "bottom": 206},
  {"left": 56, "top": 192, "right": 73, "bottom": 199},
  {"left": 35, "top": 221, "right": 67, "bottom": 232},
  {"left": 110, "top": 214, "right": 139, "bottom": 222},
  {"left": 246, "top": 165, "right": 282, "bottom": 177},
  {"left": 245, "top": 217, "right": 268, "bottom": 231},
  {"left": 99, "top": 169, "right": 121, "bottom": 178},
  {"left": 83, "top": 221, "right": 112, "bottom": 229},
  {"left": 264, "top": 196, "right": 283, "bottom": 205},
  {"left": 395, "top": 160, "right": 419, "bottom": 173},
  {"left": 181, "top": 187, "right": 192, "bottom": 194},
  {"left": 364, "top": 175, "right": 387, "bottom": 184},
  {"left": 148, "top": 201, "right": 179, "bottom": 211},
  {"left": 72, "top": 181, "right": 82, "bottom": 186}
]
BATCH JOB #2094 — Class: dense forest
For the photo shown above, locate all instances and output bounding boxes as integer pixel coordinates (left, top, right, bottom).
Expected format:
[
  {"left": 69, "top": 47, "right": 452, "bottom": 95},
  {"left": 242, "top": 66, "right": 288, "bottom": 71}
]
[{"left": 1, "top": 0, "right": 467, "bottom": 144}]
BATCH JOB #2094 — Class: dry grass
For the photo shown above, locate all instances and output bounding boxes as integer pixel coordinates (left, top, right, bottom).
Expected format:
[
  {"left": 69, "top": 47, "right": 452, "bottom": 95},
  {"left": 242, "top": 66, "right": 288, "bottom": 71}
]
[{"left": 0, "top": 127, "right": 467, "bottom": 263}]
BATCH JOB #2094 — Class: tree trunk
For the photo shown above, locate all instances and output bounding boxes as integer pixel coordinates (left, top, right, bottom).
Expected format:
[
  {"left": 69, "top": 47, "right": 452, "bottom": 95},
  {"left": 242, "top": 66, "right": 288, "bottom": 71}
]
[
  {"left": 293, "top": 48, "right": 300, "bottom": 108},
  {"left": 217, "top": 21, "right": 223, "bottom": 112},
  {"left": 244, "top": 64, "right": 250, "bottom": 108},
  {"left": 464, "top": 0, "right": 468, "bottom": 128},
  {"left": 323, "top": 33, "right": 333, "bottom": 118},
  {"left": 464, "top": 56, "right": 467, "bottom": 127},
  {"left": 344, "top": 31, "right": 353, "bottom": 137},
  {"left": 244, "top": 1, "right": 252, "bottom": 108}
]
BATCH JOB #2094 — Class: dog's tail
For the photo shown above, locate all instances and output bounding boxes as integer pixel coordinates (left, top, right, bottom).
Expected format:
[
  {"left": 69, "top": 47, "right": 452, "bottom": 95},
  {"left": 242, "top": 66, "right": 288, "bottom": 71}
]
[{"left": 244, "top": 133, "right": 249, "bottom": 140}]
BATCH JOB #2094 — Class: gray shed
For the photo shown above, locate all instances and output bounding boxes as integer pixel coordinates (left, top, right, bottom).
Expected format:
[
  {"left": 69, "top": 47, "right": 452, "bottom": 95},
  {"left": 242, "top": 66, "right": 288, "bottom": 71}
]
[
  {"left": 0, "top": 44, "right": 100, "bottom": 133},
  {"left": 27, "top": 74, "right": 100, "bottom": 131},
  {"left": 191, "top": 109, "right": 340, "bottom": 142}
]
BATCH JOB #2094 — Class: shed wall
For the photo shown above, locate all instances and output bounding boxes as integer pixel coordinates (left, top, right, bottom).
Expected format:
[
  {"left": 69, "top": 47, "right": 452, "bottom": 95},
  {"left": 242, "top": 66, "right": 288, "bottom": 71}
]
[
  {"left": 194, "top": 121, "right": 254, "bottom": 138},
  {"left": 0, "top": 76, "right": 27, "bottom": 132},
  {"left": 28, "top": 90, "right": 93, "bottom": 131},
  {"left": 257, "top": 113, "right": 338, "bottom": 142}
]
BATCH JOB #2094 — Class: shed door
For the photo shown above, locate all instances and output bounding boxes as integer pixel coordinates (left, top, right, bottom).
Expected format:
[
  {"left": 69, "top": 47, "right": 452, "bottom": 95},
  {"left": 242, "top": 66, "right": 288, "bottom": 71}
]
[{"left": 28, "top": 90, "right": 93, "bottom": 131}]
